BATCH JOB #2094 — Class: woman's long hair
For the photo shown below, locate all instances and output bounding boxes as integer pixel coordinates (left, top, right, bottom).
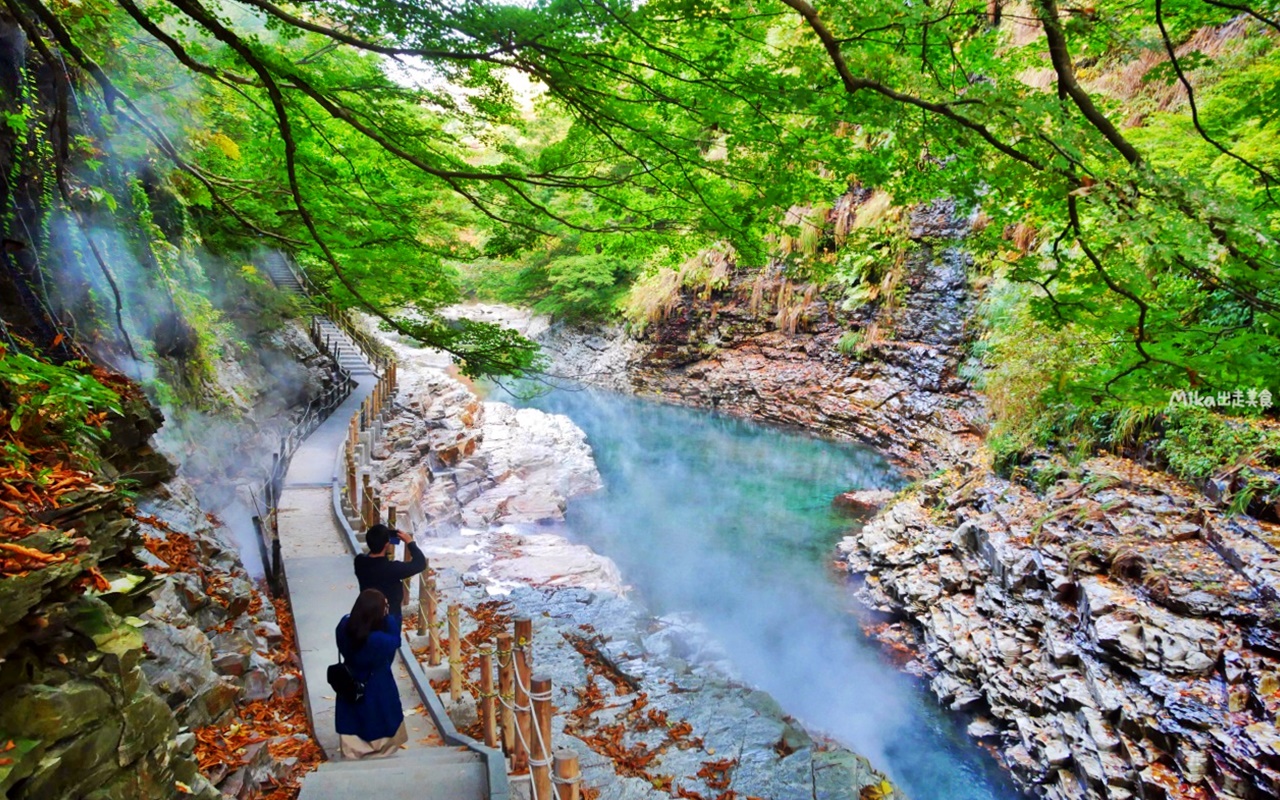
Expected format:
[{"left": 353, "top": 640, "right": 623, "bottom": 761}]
[{"left": 346, "top": 589, "right": 388, "bottom": 649}]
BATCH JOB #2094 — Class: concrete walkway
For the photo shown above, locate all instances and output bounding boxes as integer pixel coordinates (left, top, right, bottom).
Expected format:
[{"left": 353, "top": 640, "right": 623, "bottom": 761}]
[
  {"left": 277, "top": 360, "right": 440, "bottom": 744},
  {"left": 269, "top": 307, "right": 490, "bottom": 798}
]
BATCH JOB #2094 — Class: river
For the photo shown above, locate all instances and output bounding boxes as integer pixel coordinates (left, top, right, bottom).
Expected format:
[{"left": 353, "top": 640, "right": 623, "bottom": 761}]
[{"left": 497, "top": 385, "right": 1024, "bottom": 800}]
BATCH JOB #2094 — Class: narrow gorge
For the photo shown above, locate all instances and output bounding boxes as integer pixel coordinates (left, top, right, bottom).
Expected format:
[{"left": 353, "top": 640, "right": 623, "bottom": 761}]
[{"left": 3, "top": 1, "right": 1278, "bottom": 800}]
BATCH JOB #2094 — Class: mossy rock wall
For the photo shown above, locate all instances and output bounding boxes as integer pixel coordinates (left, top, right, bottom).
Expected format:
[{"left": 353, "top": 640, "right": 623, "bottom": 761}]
[{"left": 0, "top": 401, "right": 220, "bottom": 800}]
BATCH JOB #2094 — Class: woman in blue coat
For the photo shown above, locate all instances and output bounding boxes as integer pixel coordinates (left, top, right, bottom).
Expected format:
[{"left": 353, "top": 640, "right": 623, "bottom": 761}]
[{"left": 335, "top": 588, "right": 407, "bottom": 758}]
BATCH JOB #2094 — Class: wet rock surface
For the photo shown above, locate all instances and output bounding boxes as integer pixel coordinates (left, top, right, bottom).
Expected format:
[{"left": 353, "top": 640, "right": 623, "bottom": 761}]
[{"left": 839, "top": 456, "right": 1280, "bottom": 800}]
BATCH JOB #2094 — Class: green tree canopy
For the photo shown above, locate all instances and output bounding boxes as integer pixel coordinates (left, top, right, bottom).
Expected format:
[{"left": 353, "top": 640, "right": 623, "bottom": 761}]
[{"left": 5, "top": 0, "right": 1278, "bottom": 390}]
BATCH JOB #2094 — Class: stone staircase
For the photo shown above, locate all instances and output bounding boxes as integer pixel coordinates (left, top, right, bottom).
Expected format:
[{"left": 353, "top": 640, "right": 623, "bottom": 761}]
[
  {"left": 262, "top": 251, "right": 504, "bottom": 800},
  {"left": 260, "top": 252, "right": 377, "bottom": 379},
  {"left": 300, "top": 747, "right": 488, "bottom": 800}
]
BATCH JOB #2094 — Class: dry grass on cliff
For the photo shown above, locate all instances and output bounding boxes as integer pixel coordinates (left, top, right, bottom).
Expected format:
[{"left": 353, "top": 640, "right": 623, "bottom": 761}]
[
  {"left": 622, "top": 245, "right": 736, "bottom": 332},
  {"left": 773, "top": 281, "right": 819, "bottom": 335},
  {"left": 777, "top": 203, "right": 832, "bottom": 256}
]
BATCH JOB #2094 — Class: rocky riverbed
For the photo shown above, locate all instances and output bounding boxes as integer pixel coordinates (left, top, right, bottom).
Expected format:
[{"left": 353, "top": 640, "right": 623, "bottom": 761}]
[
  {"left": 423, "top": 577, "right": 900, "bottom": 800},
  {"left": 367, "top": 330, "right": 904, "bottom": 800}
]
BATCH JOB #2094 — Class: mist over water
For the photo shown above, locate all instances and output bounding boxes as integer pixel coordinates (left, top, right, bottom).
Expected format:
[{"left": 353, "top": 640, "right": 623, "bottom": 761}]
[{"left": 503, "top": 386, "right": 1023, "bottom": 800}]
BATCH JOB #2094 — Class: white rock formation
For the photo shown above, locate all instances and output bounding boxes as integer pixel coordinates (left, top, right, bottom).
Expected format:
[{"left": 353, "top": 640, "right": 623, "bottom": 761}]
[{"left": 366, "top": 311, "right": 623, "bottom": 595}]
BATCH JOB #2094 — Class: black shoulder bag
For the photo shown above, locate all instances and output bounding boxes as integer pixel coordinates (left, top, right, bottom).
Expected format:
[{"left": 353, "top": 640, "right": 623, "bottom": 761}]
[{"left": 326, "top": 651, "right": 366, "bottom": 703}]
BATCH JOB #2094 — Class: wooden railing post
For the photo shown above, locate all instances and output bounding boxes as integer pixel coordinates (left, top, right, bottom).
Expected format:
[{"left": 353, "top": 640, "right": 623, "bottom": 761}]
[
  {"left": 554, "top": 750, "right": 581, "bottom": 800},
  {"left": 391, "top": 507, "right": 411, "bottom": 608},
  {"left": 497, "top": 632, "right": 515, "bottom": 755},
  {"left": 416, "top": 570, "right": 429, "bottom": 636},
  {"left": 425, "top": 576, "right": 440, "bottom": 666},
  {"left": 360, "top": 473, "right": 373, "bottom": 530},
  {"left": 345, "top": 454, "right": 356, "bottom": 516},
  {"left": 513, "top": 617, "right": 533, "bottom": 772},
  {"left": 448, "top": 604, "right": 462, "bottom": 703},
  {"left": 268, "top": 453, "right": 279, "bottom": 506},
  {"left": 531, "top": 674, "right": 553, "bottom": 800},
  {"left": 480, "top": 646, "right": 498, "bottom": 749}
]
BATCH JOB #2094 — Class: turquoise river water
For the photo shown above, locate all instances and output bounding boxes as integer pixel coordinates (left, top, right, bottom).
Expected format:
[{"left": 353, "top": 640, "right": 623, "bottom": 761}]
[{"left": 506, "top": 386, "right": 1025, "bottom": 800}]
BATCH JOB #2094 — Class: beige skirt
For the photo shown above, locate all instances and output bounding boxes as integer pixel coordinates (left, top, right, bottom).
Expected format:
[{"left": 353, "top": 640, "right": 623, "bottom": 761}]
[{"left": 339, "top": 721, "right": 408, "bottom": 759}]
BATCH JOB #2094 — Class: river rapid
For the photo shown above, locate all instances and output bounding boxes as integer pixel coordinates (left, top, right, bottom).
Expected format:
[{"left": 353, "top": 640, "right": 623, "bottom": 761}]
[{"left": 497, "top": 385, "right": 1024, "bottom": 800}]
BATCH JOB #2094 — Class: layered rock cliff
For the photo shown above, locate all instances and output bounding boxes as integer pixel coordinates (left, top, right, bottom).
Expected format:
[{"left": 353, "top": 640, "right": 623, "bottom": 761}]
[
  {"left": 0, "top": 318, "right": 334, "bottom": 800},
  {"left": 541, "top": 203, "right": 986, "bottom": 477},
  {"left": 0, "top": 397, "right": 221, "bottom": 800},
  {"left": 840, "top": 457, "right": 1280, "bottom": 800}
]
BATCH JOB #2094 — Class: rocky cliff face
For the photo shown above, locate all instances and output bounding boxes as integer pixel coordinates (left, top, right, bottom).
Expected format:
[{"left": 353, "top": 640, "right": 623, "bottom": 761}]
[
  {"left": 840, "top": 457, "right": 1280, "bottom": 800},
  {"left": 607, "top": 205, "right": 985, "bottom": 476},
  {"left": 0, "top": 399, "right": 221, "bottom": 800},
  {"left": 0, "top": 318, "right": 332, "bottom": 800},
  {"left": 527, "top": 201, "right": 1280, "bottom": 800}
]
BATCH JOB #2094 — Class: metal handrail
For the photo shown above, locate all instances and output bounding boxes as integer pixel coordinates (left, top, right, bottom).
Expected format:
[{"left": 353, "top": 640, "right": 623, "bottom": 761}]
[
  {"left": 250, "top": 315, "right": 357, "bottom": 595},
  {"left": 272, "top": 252, "right": 392, "bottom": 376}
]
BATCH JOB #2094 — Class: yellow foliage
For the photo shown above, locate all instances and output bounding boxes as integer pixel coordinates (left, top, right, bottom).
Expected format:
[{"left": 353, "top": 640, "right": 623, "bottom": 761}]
[
  {"left": 209, "top": 132, "right": 241, "bottom": 161},
  {"left": 860, "top": 779, "right": 896, "bottom": 800},
  {"left": 239, "top": 265, "right": 266, "bottom": 286}
]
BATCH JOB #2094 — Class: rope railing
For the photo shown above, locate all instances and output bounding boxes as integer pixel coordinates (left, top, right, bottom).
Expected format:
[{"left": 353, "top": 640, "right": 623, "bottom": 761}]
[
  {"left": 326, "top": 347, "right": 511, "bottom": 798},
  {"left": 413, "top": 600, "right": 585, "bottom": 800},
  {"left": 326, "top": 328, "right": 577, "bottom": 797},
  {"left": 339, "top": 361, "right": 399, "bottom": 538}
]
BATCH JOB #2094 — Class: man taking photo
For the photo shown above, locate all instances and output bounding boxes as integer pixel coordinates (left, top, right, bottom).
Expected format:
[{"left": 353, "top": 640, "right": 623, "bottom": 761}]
[{"left": 354, "top": 523, "right": 426, "bottom": 624}]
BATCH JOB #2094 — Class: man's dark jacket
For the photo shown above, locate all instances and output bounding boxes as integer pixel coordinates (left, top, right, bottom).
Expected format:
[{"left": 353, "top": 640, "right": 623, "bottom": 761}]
[{"left": 354, "top": 541, "right": 426, "bottom": 610}]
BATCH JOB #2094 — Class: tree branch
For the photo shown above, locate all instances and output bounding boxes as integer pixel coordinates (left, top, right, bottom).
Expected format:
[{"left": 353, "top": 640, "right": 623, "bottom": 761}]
[
  {"left": 777, "top": 0, "right": 1050, "bottom": 174},
  {"left": 1155, "top": 0, "right": 1279, "bottom": 204},
  {"left": 1035, "top": 0, "right": 1143, "bottom": 166}
]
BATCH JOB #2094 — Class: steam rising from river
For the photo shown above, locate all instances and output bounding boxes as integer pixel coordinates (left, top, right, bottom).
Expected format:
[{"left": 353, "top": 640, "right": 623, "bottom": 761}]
[{"left": 499, "top": 386, "right": 1022, "bottom": 800}]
